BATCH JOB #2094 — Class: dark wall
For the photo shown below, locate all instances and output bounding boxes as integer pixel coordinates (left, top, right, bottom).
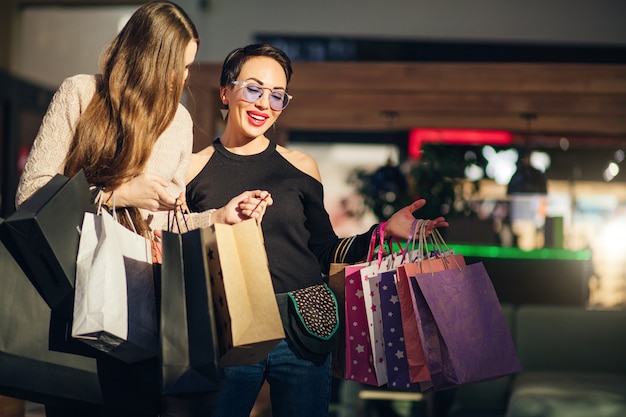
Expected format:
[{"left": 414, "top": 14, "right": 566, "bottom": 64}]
[
  {"left": 466, "top": 256, "right": 591, "bottom": 306},
  {"left": 0, "top": 70, "right": 54, "bottom": 217}
]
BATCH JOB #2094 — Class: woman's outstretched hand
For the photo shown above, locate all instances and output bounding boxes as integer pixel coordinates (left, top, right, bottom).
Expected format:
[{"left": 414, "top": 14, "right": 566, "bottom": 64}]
[
  {"left": 383, "top": 198, "right": 448, "bottom": 240},
  {"left": 211, "top": 190, "right": 273, "bottom": 225}
]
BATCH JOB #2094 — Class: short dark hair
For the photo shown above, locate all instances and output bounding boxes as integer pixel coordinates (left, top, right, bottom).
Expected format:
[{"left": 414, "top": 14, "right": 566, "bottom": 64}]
[{"left": 220, "top": 43, "right": 293, "bottom": 87}]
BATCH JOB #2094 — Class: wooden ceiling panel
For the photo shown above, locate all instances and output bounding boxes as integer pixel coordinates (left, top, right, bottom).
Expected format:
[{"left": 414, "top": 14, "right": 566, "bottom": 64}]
[
  {"left": 277, "top": 110, "right": 626, "bottom": 135},
  {"left": 188, "top": 62, "right": 626, "bottom": 147},
  {"left": 288, "top": 63, "right": 626, "bottom": 94},
  {"left": 279, "top": 91, "right": 626, "bottom": 116}
]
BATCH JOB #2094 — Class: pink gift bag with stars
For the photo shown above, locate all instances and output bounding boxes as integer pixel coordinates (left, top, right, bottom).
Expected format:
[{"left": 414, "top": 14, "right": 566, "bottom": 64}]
[
  {"left": 344, "top": 263, "right": 379, "bottom": 386},
  {"left": 344, "top": 223, "right": 395, "bottom": 386}
]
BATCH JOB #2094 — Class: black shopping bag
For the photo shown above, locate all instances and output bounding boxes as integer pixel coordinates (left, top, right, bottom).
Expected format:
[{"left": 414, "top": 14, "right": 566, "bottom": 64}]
[
  {"left": 160, "top": 224, "right": 221, "bottom": 395},
  {"left": 0, "top": 218, "right": 159, "bottom": 415},
  {"left": 0, "top": 170, "right": 92, "bottom": 318},
  {"left": 327, "top": 263, "right": 348, "bottom": 379}
]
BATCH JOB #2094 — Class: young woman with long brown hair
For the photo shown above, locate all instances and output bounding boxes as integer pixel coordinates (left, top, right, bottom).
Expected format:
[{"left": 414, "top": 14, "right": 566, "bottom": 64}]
[
  {"left": 15, "top": 3, "right": 270, "bottom": 416},
  {"left": 17, "top": 0, "right": 270, "bottom": 239}
]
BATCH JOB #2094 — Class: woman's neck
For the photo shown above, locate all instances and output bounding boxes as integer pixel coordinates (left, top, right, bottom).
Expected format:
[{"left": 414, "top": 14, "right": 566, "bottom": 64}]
[{"left": 220, "top": 134, "right": 269, "bottom": 156}]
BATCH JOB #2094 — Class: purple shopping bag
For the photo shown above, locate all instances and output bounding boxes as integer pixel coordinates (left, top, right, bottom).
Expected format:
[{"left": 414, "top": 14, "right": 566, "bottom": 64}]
[{"left": 409, "top": 262, "right": 521, "bottom": 390}]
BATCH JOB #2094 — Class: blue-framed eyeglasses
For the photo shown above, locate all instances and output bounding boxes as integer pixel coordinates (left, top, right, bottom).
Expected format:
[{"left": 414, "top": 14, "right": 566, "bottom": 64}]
[{"left": 231, "top": 81, "right": 292, "bottom": 111}]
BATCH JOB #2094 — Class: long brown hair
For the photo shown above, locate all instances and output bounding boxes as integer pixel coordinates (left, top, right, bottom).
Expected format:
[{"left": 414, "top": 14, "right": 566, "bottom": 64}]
[{"left": 64, "top": 1, "right": 198, "bottom": 236}]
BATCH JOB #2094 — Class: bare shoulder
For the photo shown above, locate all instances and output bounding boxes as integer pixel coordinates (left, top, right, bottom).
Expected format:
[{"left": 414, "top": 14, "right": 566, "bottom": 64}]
[
  {"left": 197, "top": 144, "right": 215, "bottom": 158},
  {"left": 186, "top": 145, "right": 215, "bottom": 184},
  {"left": 276, "top": 144, "right": 322, "bottom": 182}
]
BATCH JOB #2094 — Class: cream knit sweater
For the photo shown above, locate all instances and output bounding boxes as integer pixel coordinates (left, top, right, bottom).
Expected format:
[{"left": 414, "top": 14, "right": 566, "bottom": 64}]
[{"left": 16, "top": 74, "right": 212, "bottom": 230}]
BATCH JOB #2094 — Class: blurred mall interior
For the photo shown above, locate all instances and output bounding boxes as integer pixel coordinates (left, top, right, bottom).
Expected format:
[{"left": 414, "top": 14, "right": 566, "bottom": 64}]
[{"left": 1, "top": 1, "right": 625, "bottom": 417}]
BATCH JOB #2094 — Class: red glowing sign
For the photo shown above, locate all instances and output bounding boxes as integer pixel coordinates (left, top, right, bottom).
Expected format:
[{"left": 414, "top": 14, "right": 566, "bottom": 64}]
[{"left": 408, "top": 128, "right": 513, "bottom": 159}]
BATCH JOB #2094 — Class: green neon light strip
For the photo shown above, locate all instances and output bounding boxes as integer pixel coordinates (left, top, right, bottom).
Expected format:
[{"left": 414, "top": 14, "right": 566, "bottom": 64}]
[
  {"left": 445, "top": 244, "right": 591, "bottom": 260},
  {"left": 390, "top": 242, "right": 591, "bottom": 261}
]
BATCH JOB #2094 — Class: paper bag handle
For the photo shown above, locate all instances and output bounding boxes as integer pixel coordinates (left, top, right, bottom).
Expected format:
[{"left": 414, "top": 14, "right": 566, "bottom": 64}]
[{"left": 167, "top": 203, "right": 194, "bottom": 233}]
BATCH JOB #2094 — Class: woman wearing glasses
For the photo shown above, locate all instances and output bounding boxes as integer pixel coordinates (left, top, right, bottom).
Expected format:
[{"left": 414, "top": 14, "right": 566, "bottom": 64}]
[{"left": 186, "top": 43, "right": 447, "bottom": 417}]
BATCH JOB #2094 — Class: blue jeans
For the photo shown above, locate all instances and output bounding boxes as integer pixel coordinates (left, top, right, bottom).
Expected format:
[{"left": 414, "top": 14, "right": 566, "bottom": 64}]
[{"left": 210, "top": 339, "right": 332, "bottom": 417}]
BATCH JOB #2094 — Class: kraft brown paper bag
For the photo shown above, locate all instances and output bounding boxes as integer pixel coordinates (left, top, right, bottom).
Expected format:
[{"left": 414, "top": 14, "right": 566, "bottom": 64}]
[
  {"left": 328, "top": 263, "right": 348, "bottom": 379},
  {"left": 204, "top": 218, "right": 285, "bottom": 368}
]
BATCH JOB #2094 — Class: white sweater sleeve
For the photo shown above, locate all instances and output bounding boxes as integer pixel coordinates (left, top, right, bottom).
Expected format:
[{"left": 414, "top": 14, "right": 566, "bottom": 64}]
[{"left": 16, "top": 74, "right": 95, "bottom": 208}]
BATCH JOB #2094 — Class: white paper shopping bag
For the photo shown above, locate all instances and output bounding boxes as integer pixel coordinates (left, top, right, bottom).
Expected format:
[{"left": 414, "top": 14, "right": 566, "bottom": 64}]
[{"left": 72, "top": 209, "right": 157, "bottom": 363}]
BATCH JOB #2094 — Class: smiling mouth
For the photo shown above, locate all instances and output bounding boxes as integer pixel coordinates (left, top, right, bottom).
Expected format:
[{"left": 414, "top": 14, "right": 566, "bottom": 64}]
[{"left": 248, "top": 112, "right": 268, "bottom": 123}]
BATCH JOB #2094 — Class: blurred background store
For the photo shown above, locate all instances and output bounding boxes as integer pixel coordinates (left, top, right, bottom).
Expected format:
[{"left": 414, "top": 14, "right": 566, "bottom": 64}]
[{"left": 1, "top": 1, "right": 625, "bottom": 416}]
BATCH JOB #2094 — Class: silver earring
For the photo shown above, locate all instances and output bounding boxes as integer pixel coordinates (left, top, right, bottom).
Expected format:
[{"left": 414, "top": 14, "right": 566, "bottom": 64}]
[{"left": 220, "top": 109, "right": 229, "bottom": 120}]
